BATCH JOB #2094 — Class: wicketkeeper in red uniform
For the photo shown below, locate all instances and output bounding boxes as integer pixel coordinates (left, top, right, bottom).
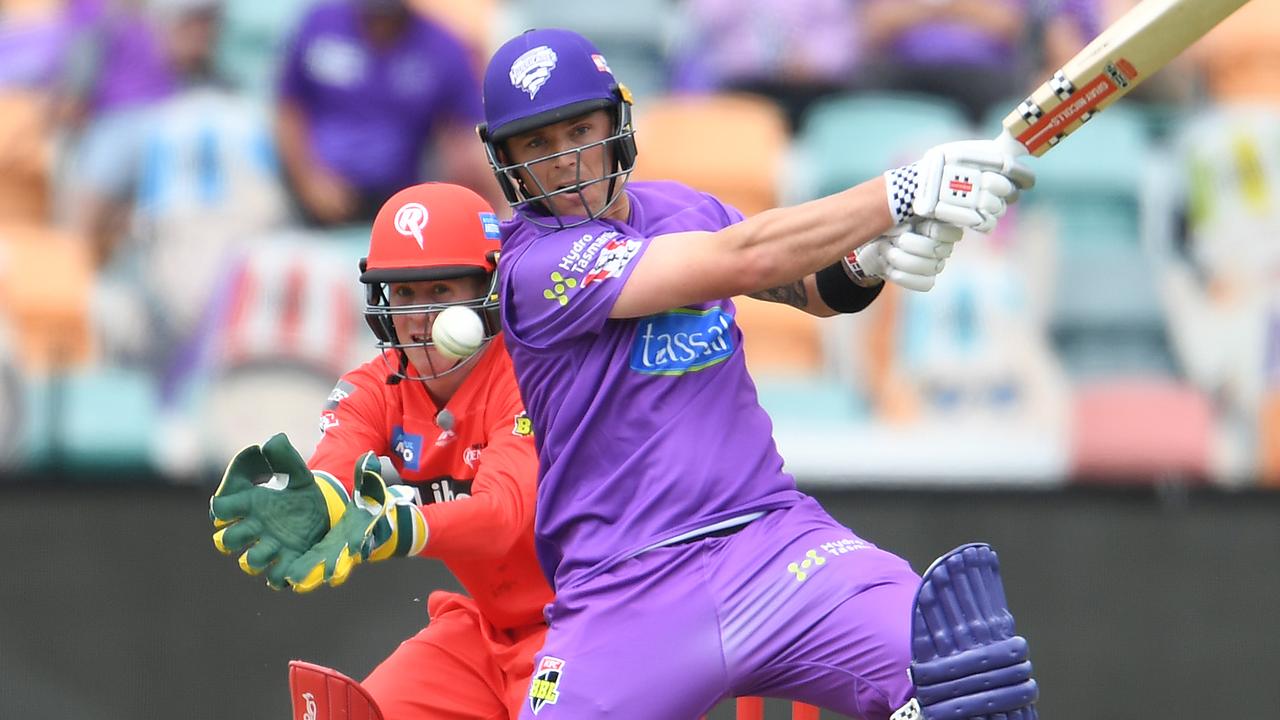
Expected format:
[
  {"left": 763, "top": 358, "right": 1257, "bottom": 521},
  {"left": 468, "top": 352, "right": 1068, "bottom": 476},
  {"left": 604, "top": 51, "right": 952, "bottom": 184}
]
[{"left": 210, "top": 182, "right": 551, "bottom": 719}]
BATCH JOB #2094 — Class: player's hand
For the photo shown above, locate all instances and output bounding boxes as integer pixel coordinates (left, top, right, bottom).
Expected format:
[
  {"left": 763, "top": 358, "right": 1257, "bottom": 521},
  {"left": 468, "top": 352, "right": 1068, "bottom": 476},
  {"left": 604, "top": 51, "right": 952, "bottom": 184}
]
[
  {"left": 885, "top": 140, "right": 1035, "bottom": 233},
  {"left": 848, "top": 221, "right": 963, "bottom": 292},
  {"left": 210, "top": 433, "right": 350, "bottom": 590},
  {"left": 283, "top": 452, "right": 427, "bottom": 593}
]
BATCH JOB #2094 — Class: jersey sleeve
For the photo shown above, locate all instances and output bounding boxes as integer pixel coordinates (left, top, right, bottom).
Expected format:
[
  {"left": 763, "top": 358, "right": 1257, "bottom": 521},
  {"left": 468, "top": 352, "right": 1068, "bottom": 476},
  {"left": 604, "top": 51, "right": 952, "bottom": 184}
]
[
  {"left": 704, "top": 191, "right": 747, "bottom": 227},
  {"left": 501, "top": 224, "right": 650, "bottom": 349},
  {"left": 306, "top": 363, "right": 389, "bottom": 494},
  {"left": 416, "top": 370, "right": 537, "bottom": 561}
]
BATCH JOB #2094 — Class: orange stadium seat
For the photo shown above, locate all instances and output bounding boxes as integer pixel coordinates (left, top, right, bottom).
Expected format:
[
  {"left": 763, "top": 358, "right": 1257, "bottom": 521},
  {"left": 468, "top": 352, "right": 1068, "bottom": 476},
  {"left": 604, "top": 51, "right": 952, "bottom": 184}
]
[
  {"left": 1195, "top": 0, "right": 1280, "bottom": 106},
  {"left": 732, "top": 296, "right": 824, "bottom": 379},
  {"left": 409, "top": 0, "right": 499, "bottom": 68},
  {"left": 0, "top": 223, "right": 94, "bottom": 372},
  {"left": 631, "top": 93, "right": 790, "bottom": 218},
  {"left": 0, "top": 91, "right": 52, "bottom": 224},
  {"left": 1070, "top": 379, "right": 1213, "bottom": 482}
]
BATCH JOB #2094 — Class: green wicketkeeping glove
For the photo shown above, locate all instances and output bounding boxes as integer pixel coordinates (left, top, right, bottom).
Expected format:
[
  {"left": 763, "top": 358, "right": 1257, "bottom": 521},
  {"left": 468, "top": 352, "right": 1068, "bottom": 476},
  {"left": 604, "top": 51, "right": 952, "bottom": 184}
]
[
  {"left": 283, "top": 452, "right": 428, "bottom": 593},
  {"left": 210, "top": 433, "right": 350, "bottom": 590}
]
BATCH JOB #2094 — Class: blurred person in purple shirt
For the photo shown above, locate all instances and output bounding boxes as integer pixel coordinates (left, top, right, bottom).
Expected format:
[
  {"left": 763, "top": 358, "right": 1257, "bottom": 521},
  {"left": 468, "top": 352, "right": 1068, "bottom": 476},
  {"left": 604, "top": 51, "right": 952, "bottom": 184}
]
[
  {"left": 275, "top": 0, "right": 490, "bottom": 227},
  {"left": 859, "top": 0, "right": 1032, "bottom": 122},
  {"left": 668, "top": 0, "right": 862, "bottom": 131}
]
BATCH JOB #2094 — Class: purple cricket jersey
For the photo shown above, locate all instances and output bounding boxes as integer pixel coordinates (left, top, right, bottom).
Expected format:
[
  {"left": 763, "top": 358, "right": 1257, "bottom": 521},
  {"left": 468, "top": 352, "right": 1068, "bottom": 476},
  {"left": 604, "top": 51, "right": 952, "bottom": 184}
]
[
  {"left": 278, "top": 1, "right": 481, "bottom": 192},
  {"left": 498, "top": 181, "right": 805, "bottom": 590}
]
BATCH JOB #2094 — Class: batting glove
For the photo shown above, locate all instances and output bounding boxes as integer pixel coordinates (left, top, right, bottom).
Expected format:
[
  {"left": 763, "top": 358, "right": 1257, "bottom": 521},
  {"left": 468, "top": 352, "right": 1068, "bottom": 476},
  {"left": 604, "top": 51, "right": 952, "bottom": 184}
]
[
  {"left": 885, "top": 139, "right": 1035, "bottom": 233},
  {"left": 210, "top": 433, "right": 349, "bottom": 590},
  {"left": 846, "top": 220, "right": 964, "bottom": 292}
]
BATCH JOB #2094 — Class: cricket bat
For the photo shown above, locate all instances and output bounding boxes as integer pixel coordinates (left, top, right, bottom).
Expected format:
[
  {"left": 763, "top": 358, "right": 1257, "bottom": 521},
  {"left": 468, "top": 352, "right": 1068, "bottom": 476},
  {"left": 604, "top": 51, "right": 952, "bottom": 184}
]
[{"left": 998, "top": 0, "right": 1252, "bottom": 158}]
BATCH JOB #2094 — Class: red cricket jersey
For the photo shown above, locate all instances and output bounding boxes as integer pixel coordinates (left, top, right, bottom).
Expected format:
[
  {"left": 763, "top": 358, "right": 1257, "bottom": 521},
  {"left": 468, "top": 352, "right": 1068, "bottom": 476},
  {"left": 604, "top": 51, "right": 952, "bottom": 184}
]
[{"left": 308, "top": 335, "right": 552, "bottom": 630}]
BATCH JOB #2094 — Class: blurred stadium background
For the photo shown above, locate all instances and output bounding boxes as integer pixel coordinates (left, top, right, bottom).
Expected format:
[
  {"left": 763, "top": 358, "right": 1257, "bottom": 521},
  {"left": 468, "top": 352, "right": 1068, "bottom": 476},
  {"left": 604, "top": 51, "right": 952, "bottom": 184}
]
[{"left": 1, "top": 0, "right": 1277, "bottom": 718}]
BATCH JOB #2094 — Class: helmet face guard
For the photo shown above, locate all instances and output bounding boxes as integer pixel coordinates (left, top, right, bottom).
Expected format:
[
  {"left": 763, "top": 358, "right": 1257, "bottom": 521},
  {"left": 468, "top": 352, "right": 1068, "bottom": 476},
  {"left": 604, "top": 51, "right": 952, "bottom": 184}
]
[
  {"left": 362, "top": 267, "right": 501, "bottom": 381},
  {"left": 480, "top": 104, "right": 636, "bottom": 229},
  {"left": 480, "top": 28, "right": 638, "bottom": 229}
]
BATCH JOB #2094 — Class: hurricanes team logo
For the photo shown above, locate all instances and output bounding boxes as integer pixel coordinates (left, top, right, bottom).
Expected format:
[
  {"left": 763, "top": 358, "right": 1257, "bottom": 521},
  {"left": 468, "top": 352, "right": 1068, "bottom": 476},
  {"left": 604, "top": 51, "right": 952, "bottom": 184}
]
[
  {"left": 528, "top": 656, "right": 566, "bottom": 715},
  {"left": 395, "top": 202, "right": 429, "bottom": 248},
  {"left": 510, "top": 45, "right": 558, "bottom": 99}
]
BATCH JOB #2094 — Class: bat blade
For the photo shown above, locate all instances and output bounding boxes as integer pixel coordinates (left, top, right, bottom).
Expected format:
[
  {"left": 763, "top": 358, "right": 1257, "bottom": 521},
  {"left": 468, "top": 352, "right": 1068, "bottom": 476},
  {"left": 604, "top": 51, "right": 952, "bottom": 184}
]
[{"left": 1002, "top": 0, "right": 1251, "bottom": 157}]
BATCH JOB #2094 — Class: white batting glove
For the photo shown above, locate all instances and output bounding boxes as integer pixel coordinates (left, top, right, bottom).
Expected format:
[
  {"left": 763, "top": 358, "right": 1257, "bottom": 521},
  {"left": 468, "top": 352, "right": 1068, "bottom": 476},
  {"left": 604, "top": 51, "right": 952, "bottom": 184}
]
[
  {"left": 884, "top": 140, "right": 1035, "bottom": 233},
  {"left": 846, "top": 221, "right": 963, "bottom": 292}
]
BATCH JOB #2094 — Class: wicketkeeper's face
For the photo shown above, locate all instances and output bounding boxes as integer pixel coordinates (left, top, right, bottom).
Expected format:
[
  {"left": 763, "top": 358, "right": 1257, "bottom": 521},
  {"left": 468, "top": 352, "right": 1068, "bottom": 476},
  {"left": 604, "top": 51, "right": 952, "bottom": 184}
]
[
  {"left": 387, "top": 276, "right": 488, "bottom": 378},
  {"left": 503, "top": 109, "right": 616, "bottom": 218}
]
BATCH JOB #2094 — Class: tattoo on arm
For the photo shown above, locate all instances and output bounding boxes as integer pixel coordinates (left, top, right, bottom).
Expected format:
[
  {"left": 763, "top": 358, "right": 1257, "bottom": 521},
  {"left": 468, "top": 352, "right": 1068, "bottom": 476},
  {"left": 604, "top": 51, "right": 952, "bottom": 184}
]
[{"left": 748, "top": 280, "right": 809, "bottom": 309}]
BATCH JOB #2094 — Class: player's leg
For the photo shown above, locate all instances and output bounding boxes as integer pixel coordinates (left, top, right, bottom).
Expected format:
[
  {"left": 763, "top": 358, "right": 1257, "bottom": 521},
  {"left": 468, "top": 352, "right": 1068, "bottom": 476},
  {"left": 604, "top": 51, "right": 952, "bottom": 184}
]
[
  {"left": 714, "top": 498, "right": 1038, "bottom": 719},
  {"left": 706, "top": 496, "right": 919, "bottom": 718},
  {"left": 362, "top": 591, "right": 509, "bottom": 720},
  {"left": 516, "top": 543, "right": 730, "bottom": 720}
]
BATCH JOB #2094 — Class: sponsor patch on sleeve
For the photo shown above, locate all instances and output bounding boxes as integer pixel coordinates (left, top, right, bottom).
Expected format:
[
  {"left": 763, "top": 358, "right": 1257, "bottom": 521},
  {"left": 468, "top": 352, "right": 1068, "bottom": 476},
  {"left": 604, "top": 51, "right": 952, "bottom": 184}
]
[
  {"left": 512, "top": 411, "right": 533, "bottom": 437},
  {"left": 582, "top": 236, "right": 641, "bottom": 286},
  {"left": 324, "top": 379, "right": 356, "bottom": 410}
]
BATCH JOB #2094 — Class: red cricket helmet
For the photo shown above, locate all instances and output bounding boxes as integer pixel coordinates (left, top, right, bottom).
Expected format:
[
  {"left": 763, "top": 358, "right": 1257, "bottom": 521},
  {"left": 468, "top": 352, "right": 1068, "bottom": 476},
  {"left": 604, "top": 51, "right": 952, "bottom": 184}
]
[{"left": 360, "top": 183, "right": 502, "bottom": 381}]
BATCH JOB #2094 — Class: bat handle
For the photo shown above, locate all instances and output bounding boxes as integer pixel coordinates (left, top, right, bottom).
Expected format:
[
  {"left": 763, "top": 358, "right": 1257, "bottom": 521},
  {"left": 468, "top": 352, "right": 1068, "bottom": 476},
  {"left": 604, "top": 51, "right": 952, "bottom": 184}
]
[{"left": 994, "top": 128, "right": 1030, "bottom": 159}]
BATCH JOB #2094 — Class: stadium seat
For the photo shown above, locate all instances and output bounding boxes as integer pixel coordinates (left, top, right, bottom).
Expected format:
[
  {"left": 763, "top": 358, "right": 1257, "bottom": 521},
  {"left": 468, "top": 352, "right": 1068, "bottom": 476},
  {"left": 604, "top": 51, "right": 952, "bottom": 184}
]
[
  {"left": 1069, "top": 378, "right": 1213, "bottom": 482},
  {"left": 732, "top": 297, "right": 824, "bottom": 378},
  {"left": 793, "top": 92, "right": 973, "bottom": 201},
  {"left": 632, "top": 93, "right": 789, "bottom": 217},
  {"left": 18, "top": 363, "right": 159, "bottom": 473},
  {"left": 214, "top": 0, "right": 319, "bottom": 96},
  {"left": 992, "top": 103, "right": 1175, "bottom": 377},
  {"left": 410, "top": 0, "right": 501, "bottom": 67},
  {"left": 0, "top": 223, "right": 94, "bottom": 372},
  {"left": 1196, "top": 0, "right": 1280, "bottom": 106},
  {"left": 0, "top": 91, "right": 51, "bottom": 223}
]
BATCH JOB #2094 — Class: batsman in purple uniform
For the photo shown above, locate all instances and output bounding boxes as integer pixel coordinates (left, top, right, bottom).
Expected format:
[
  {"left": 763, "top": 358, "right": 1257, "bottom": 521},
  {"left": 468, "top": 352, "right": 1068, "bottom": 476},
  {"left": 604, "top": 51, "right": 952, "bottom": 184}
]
[{"left": 479, "top": 28, "right": 1042, "bottom": 720}]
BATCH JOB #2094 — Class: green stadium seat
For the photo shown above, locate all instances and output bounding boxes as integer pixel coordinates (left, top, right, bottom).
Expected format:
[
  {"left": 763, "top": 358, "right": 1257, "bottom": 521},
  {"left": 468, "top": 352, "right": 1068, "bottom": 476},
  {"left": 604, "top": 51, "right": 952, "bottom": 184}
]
[
  {"left": 214, "top": 0, "right": 319, "bottom": 96},
  {"left": 793, "top": 92, "right": 973, "bottom": 201},
  {"left": 24, "top": 366, "right": 159, "bottom": 474}
]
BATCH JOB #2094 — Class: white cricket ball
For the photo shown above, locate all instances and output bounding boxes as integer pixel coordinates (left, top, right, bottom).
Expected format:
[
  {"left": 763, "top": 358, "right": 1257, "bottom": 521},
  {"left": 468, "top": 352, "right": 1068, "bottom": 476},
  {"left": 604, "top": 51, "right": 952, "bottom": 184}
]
[{"left": 431, "top": 306, "right": 485, "bottom": 360}]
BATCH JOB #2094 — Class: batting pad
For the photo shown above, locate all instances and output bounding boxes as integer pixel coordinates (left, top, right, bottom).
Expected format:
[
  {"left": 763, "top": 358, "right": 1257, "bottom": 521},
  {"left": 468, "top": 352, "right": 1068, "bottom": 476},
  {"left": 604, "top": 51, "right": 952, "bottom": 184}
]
[
  {"left": 909, "top": 543, "right": 1038, "bottom": 720},
  {"left": 288, "top": 660, "right": 385, "bottom": 720}
]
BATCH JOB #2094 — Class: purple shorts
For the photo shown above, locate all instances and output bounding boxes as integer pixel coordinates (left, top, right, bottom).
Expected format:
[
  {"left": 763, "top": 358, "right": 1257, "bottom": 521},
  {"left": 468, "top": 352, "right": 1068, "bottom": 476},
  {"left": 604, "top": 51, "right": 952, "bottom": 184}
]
[{"left": 521, "top": 496, "right": 920, "bottom": 719}]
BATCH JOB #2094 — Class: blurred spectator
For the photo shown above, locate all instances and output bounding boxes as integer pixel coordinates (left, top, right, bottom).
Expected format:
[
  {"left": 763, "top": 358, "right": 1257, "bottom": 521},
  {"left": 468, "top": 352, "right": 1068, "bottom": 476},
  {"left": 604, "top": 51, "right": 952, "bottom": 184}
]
[
  {"left": 60, "top": 0, "right": 290, "bottom": 443},
  {"left": 1158, "top": 107, "right": 1280, "bottom": 481},
  {"left": 858, "top": 0, "right": 1031, "bottom": 123},
  {"left": 274, "top": 0, "right": 491, "bottom": 227},
  {"left": 29, "top": 0, "right": 178, "bottom": 131},
  {"left": 667, "top": 0, "right": 860, "bottom": 131},
  {"left": 1035, "top": 0, "right": 1102, "bottom": 84}
]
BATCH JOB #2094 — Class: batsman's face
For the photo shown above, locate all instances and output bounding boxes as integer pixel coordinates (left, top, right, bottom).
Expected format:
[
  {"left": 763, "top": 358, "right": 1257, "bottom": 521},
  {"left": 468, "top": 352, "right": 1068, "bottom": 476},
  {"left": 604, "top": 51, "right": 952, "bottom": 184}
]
[
  {"left": 505, "top": 109, "right": 615, "bottom": 218},
  {"left": 388, "top": 276, "right": 487, "bottom": 374}
]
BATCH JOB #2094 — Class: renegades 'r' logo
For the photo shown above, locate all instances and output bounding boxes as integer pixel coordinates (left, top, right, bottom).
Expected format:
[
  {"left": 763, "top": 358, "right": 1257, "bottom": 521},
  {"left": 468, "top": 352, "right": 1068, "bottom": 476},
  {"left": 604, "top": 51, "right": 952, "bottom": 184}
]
[{"left": 528, "top": 656, "right": 565, "bottom": 715}]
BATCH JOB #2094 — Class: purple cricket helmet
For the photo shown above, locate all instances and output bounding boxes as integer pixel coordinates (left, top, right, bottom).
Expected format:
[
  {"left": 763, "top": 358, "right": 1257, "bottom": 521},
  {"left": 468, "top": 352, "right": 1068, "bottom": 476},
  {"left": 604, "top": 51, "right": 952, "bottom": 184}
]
[{"left": 477, "top": 28, "right": 637, "bottom": 228}]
